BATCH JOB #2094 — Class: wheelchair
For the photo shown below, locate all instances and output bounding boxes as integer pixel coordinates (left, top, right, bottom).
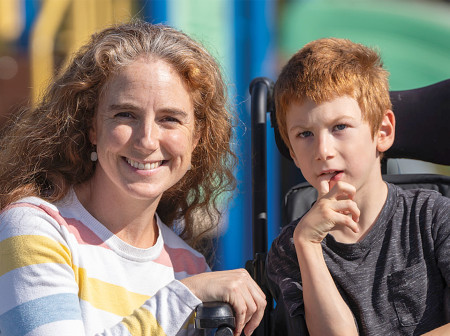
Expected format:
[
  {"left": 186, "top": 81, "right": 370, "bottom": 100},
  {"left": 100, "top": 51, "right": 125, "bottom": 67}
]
[{"left": 195, "top": 77, "right": 450, "bottom": 335}]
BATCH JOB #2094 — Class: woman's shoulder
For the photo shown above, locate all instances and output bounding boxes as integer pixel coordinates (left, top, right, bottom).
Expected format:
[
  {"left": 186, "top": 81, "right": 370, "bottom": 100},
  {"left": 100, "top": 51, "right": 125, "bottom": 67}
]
[
  {"left": 0, "top": 192, "right": 81, "bottom": 241},
  {"left": 1, "top": 196, "right": 60, "bottom": 226},
  {"left": 156, "top": 215, "right": 209, "bottom": 274}
]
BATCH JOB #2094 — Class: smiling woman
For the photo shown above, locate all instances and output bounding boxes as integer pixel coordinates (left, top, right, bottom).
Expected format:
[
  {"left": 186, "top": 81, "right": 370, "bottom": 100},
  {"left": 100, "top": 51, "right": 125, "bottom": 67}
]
[{"left": 0, "top": 21, "right": 266, "bottom": 336}]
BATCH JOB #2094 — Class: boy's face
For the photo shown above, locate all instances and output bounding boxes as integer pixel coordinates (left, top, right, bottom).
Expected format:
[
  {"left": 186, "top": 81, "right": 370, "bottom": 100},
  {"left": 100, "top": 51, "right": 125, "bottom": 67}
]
[{"left": 286, "top": 96, "right": 392, "bottom": 195}]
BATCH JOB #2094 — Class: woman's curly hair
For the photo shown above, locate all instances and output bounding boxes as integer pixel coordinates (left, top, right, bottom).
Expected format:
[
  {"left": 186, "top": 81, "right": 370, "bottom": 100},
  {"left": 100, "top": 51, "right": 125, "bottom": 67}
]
[{"left": 0, "top": 20, "right": 237, "bottom": 255}]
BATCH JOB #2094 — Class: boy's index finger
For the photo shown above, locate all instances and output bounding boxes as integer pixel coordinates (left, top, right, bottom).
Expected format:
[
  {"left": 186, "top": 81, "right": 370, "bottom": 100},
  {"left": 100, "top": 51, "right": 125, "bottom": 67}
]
[
  {"left": 319, "top": 180, "right": 357, "bottom": 200},
  {"left": 333, "top": 181, "right": 357, "bottom": 200},
  {"left": 318, "top": 180, "right": 330, "bottom": 198}
]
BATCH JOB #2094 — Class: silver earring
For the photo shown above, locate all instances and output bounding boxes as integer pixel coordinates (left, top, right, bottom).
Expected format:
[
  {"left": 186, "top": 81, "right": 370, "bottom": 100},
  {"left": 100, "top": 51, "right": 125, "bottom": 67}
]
[{"left": 90, "top": 151, "right": 98, "bottom": 162}]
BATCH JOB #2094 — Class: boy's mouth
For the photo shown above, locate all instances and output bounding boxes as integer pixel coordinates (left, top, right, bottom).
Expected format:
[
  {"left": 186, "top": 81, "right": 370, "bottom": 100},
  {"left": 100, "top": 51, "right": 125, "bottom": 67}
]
[{"left": 319, "top": 170, "right": 344, "bottom": 181}]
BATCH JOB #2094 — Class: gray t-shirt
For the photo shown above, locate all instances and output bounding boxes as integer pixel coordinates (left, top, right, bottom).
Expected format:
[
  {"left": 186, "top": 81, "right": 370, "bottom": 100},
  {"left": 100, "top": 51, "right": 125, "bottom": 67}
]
[{"left": 267, "top": 183, "right": 450, "bottom": 335}]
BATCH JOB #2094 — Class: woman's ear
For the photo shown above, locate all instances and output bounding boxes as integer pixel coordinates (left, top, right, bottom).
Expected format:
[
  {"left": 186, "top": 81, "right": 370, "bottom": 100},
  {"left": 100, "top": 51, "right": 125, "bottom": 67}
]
[
  {"left": 89, "top": 120, "right": 97, "bottom": 145},
  {"left": 192, "top": 132, "right": 200, "bottom": 151},
  {"left": 377, "top": 109, "right": 395, "bottom": 153}
]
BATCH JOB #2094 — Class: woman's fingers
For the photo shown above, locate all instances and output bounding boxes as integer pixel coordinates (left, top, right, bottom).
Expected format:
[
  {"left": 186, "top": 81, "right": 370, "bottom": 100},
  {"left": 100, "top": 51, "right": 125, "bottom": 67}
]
[
  {"left": 181, "top": 269, "right": 266, "bottom": 335},
  {"left": 241, "top": 287, "right": 266, "bottom": 335},
  {"left": 232, "top": 277, "right": 266, "bottom": 335},
  {"left": 226, "top": 270, "right": 266, "bottom": 336}
]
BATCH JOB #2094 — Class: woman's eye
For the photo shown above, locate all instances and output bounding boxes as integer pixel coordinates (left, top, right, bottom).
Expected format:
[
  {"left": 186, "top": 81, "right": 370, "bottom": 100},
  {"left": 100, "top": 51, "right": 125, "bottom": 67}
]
[
  {"left": 115, "top": 112, "right": 133, "bottom": 118},
  {"left": 161, "top": 116, "right": 180, "bottom": 123}
]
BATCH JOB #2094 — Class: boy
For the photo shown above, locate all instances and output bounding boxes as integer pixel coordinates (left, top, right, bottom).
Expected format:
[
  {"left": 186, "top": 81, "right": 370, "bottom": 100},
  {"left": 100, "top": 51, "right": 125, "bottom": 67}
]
[{"left": 266, "top": 38, "right": 450, "bottom": 335}]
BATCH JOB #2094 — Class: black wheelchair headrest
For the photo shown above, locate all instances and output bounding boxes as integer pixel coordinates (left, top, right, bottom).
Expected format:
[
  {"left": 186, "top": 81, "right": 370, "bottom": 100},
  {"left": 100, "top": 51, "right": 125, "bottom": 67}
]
[{"left": 271, "top": 79, "right": 450, "bottom": 166}]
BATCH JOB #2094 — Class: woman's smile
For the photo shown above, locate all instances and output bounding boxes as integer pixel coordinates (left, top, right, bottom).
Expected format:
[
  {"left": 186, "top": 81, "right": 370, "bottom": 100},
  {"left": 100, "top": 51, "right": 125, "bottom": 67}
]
[{"left": 125, "top": 157, "right": 165, "bottom": 171}]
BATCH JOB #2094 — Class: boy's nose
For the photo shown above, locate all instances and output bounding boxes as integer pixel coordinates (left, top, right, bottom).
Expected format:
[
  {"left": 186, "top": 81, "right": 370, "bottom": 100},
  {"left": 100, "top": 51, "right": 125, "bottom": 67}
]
[{"left": 315, "top": 133, "right": 335, "bottom": 161}]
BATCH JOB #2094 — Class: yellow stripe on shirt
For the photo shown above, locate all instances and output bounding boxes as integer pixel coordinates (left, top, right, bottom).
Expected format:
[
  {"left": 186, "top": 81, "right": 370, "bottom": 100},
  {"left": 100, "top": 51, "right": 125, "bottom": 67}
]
[
  {"left": 0, "top": 235, "right": 71, "bottom": 277},
  {"left": 122, "top": 306, "right": 166, "bottom": 336},
  {"left": 1, "top": 234, "right": 151, "bottom": 318},
  {"left": 77, "top": 266, "right": 150, "bottom": 316}
]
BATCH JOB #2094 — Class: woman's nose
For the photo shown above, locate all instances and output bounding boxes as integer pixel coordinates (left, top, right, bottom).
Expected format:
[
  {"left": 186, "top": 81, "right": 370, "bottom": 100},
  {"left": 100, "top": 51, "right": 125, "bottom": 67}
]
[{"left": 136, "top": 121, "right": 159, "bottom": 151}]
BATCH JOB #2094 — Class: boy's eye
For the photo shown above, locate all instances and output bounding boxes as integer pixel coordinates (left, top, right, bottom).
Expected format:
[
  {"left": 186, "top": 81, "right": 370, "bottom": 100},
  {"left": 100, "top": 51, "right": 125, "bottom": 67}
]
[
  {"left": 334, "top": 124, "right": 347, "bottom": 131},
  {"left": 298, "top": 130, "right": 313, "bottom": 138}
]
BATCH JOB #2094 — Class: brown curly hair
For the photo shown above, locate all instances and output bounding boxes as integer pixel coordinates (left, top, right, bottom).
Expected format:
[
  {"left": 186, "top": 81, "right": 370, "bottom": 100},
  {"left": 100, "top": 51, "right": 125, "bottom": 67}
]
[{"left": 0, "top": 20, "right": 236, "bottom": 255}]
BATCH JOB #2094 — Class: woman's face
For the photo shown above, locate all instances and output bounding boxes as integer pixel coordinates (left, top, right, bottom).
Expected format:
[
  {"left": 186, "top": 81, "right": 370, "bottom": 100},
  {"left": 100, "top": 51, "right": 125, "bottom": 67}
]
[{"left": 89, "top": 57, "right": 198, "bottom": 203}]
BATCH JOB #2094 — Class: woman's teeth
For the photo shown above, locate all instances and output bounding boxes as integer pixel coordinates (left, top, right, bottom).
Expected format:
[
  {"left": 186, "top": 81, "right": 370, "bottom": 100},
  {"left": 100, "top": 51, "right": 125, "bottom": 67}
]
[{"left": 126, "top": 158, "right": 162, "bottom": 170}]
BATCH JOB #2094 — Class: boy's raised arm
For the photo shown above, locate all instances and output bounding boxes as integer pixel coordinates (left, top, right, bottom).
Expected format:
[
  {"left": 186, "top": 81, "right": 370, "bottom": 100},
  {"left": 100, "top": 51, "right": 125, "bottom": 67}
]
[{"left": 293, "top": 181, "right": 360, "bottom": 336}]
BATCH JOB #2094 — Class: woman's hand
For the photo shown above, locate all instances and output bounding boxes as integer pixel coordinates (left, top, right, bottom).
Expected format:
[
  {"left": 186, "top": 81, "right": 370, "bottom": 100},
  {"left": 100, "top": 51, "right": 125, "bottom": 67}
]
[{"left": 181, "top": 269, "right": 266, "bottom": 336}]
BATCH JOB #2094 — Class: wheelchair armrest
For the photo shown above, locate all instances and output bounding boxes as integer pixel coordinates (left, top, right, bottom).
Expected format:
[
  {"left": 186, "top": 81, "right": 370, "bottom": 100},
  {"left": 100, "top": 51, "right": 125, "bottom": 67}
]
[{"left": 195, "top": 302, "right": 235, "bottom": 335}]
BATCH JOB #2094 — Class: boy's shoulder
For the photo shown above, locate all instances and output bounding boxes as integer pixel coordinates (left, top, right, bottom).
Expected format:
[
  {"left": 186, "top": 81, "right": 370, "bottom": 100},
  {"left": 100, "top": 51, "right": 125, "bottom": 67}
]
[
  {"left": 389, "top": 181, "right": 449, "bottom": 207},
  {"left": 386, "top": 182, "right": 449, "bottom": 236}
]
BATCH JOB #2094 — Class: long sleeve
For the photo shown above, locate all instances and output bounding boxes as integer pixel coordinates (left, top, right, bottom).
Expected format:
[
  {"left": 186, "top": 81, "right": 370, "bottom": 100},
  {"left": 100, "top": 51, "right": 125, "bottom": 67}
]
[{"left": 0, "top": 196, "right": 207, "bottom": 336}]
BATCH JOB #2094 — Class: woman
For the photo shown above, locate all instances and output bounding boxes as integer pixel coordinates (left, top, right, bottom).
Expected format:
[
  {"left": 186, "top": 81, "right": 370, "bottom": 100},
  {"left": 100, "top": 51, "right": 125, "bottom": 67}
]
[{"left": 0, "top": 21, "right": 265, "bottom": 336}]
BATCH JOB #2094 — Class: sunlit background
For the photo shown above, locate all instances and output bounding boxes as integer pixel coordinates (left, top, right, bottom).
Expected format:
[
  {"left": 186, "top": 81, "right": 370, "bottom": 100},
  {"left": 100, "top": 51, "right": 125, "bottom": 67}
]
[{"left": 1, "top": 0, "right": 449, "bottom": 271}]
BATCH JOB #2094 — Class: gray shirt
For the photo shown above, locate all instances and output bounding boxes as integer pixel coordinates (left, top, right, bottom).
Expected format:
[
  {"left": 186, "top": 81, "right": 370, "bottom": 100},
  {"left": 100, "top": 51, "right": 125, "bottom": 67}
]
[{"left": 267, "top": 183, "right": 450, "bottom": 335}]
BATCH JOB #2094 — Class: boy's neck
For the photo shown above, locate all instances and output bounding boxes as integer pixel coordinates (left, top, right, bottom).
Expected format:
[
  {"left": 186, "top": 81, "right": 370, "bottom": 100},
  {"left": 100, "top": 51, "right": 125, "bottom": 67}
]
[{"left": 329, "top": 178, "right": 388, "bottom": 244}]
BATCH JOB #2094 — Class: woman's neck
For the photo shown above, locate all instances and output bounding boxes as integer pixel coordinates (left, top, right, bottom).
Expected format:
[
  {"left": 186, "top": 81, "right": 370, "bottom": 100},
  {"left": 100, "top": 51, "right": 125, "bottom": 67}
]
[{"left": 74, "top": 181, "right": 160, "bottom": 248}]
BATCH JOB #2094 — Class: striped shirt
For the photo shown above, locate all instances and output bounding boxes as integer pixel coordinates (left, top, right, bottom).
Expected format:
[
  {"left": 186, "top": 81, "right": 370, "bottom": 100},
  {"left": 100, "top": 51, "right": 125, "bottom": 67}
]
[{"left": 0, "top": 189, "right": 209, "bottom": 335}]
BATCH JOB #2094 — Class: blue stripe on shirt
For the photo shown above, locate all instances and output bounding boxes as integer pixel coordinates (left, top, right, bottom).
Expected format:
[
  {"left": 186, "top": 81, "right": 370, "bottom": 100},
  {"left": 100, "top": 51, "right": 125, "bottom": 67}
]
[{"left": 0, "top": 293, "right": 82, "bottom": 336}]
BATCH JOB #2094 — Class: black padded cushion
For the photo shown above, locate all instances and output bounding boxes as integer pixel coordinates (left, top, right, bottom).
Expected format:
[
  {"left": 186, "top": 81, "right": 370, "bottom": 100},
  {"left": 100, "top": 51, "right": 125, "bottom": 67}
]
[
  {"left": 284, "top": 174, "right": 450, "bottom": 225},
  {"left": 386, "top": 80, "right": 450, "bottom": 165}
]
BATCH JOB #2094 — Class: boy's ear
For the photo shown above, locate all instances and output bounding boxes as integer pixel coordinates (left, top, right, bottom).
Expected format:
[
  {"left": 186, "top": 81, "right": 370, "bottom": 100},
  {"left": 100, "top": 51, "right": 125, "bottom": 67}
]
[
  {"left": 376, "top": 109, "right": 395, "bottom": 153},
  {"left": 289, "top": 147, "right": 301, "bottom": 169}
]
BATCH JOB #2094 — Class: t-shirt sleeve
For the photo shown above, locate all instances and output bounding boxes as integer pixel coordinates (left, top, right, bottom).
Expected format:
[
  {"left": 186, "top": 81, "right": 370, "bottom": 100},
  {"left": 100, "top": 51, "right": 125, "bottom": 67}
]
[
  {"left": 266, "top": 222, "right": 305, "bottom": 317},
  {"left": 432, "top": 194, "right": 450, "bottom": 285}
]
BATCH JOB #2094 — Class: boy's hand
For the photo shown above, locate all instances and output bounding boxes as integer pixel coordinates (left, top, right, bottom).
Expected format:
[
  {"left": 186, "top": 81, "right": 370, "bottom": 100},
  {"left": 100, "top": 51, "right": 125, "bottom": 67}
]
[{"left": 294, "top": 180, "right": 360, "bottom": 245}]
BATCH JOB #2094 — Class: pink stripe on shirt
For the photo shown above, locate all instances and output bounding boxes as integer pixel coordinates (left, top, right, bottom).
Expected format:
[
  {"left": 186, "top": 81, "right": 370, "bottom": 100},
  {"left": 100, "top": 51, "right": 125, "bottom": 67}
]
[
  {"left": 40, "top": 204, "right": 111, "bottom": 248},
  {"left": 8, "top": 202, "right": 110, "bottom": 249},
  {"left": 154, "top": 244, "right": 207, "bottom": 274},
  {"left": 9, "top": 202, "right": 206, "bottom": 274}
]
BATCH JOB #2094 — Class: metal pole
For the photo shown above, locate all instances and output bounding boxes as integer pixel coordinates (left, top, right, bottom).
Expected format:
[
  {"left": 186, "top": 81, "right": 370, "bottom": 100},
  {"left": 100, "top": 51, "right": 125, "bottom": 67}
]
[
  {"left": 249, "top": 77, "right": 274, "bottom": 336},
  {"left": 249, "top": 77, "right": 273, "bottom": 255}
]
